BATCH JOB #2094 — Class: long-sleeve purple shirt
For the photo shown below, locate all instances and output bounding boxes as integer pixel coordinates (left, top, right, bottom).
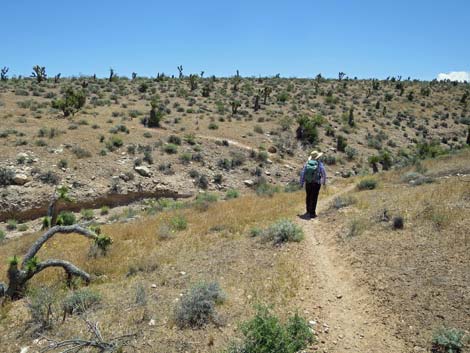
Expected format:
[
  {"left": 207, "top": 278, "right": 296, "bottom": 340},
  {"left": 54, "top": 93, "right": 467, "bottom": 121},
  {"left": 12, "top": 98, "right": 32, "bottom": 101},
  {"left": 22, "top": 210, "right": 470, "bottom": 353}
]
[{"left": 299, "top": 161, "right": 327, "bottom": 186}]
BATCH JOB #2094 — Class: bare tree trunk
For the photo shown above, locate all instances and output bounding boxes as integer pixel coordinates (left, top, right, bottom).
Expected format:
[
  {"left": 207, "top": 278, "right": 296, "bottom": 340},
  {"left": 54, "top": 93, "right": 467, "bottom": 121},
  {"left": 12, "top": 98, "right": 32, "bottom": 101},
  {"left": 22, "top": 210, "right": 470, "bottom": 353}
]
[{"left": 2, "top": 225, "right": 101, "bottom": 300}]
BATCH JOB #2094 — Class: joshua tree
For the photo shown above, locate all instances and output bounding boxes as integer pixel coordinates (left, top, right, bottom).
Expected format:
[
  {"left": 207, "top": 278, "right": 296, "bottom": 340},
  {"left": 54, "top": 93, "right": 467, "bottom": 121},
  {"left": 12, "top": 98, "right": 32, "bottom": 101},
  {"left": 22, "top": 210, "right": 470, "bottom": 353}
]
[
  {"left": 200, "top": 71, "right": 204, "bottom": 78},
  {"left": 262, "top": 86, "right": 272, "bottom": 104},
  {"left": 338, "top": 72, "right": 346, "bottom": 81},
  {"left": 0, "top": 66, "right": 8, "bottom": 81},
  {"left": 46, "top": 186, "right": 73, "bottom": 227},
  {"left": 0, "top": 225, "right": 111, "bottom": 300},
  {"left": 189, "top": 74, "right": 198, "bottom": 91},
  {"left": 93, "top": 74, "right": 97, "bottom": 81},
  {"left": 253, "top": 94, "right": 260, "bottom": 112},
  {"left": 109, "top": 68, "right": 116, "bottom": 82},
  {"left": 177, "top": 65, "right": 184, "bottom": 79},
  {"left": 348, "top": 107, "right": 355, "bottom": 127},
  {"left": 231, "top": 100, "right": 241, "bottom": 115},
  {"left": 31, "top": 65, "right": 47, "bottom": 83},
  {"left": 54, "top": 73, "right": 61, "bottom": 83},
  {"left": 232, "top": 70, "right": 241, "bottom": 91}
]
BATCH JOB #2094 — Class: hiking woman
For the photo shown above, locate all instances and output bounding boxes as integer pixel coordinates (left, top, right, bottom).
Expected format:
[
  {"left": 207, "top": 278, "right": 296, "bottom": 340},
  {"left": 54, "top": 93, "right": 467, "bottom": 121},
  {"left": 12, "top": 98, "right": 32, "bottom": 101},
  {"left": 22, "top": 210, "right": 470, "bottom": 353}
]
[{"left": 299, "top": 150, "right": 327, "bottom": 219}]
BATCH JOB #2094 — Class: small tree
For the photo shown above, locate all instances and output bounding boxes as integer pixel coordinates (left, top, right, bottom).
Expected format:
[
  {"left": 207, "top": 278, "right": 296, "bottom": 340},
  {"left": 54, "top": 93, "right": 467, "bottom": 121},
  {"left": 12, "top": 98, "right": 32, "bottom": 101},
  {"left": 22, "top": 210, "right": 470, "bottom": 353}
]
[
  {"left": 131, "top": 72, "right": 137, "bottom": 80},
  {"left": 263, "top": 86, "right": 272, "bottom": 104},
  {"left": 47, "top": 186, "right": 73, "bottom": 227},
  {"left": 31, "top": 65, "right": 47, "bottom": 83},
  {"left": 54, "top": 73, "right": 61, "bottom": 83},
  {"left": 232, "top": 70, "right": 241, "bottom": 91},
  {"left": 109, "top": 68, "right": 116, "bottom": 82},
  {"left": 338, "top": 72, "right": 346, "bottom": 81},
  {"left": 202, "top": 84, "right": 211, "bottom": 97},
  {"left": 148, "top": 97, "right": 164, "bottom": 127},
  {"left": 348, "top": 107, "right": 355, "bottom": 127},
  {"left": 368, "top": 155, "right": 380, "bottom": 173},
  {"left": 177, "top": 65, "right": 184, "bottom": 79},
  {"left": 0, "top": 225, "right": 112, "bottom": 300},
  {"left": 189, "top": 74, "right": 198, "bottom": 91},
  {"left": 0, "top": 66, "right": 8, "bottom": 81},
  {"left": 52, "top": 87, "right": 86, "bottom": 117},
  {"left": 337, "top": 135, "right": 347, "bottom": 152},
  {"left": 231, "top": 100, "right": 241, "bottom": 115},
  {"left": 253, "top": 94, "right": 260, "bottom": 111}
]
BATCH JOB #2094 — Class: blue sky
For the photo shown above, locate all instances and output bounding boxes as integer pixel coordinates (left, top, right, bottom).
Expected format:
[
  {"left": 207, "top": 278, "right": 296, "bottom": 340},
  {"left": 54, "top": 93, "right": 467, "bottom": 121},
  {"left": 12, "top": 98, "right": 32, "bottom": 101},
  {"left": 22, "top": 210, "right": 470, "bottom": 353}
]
[{"left": 1, "top": 0, "right": 469, "bottom": 80}]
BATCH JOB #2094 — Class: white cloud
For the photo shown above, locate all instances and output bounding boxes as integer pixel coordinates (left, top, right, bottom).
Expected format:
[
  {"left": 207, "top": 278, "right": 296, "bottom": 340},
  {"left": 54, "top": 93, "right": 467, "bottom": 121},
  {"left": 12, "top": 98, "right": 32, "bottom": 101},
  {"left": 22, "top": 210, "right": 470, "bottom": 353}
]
[{"left": 437, "top": 71, "right": 470, "bottom": 82}]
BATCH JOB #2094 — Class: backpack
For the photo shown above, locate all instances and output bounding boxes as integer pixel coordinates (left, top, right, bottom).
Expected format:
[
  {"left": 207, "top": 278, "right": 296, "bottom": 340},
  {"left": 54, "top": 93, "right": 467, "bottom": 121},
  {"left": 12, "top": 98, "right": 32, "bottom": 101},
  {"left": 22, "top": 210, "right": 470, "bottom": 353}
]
[{"left": 305, "top": 159, "right": 321, "bottom": 183}]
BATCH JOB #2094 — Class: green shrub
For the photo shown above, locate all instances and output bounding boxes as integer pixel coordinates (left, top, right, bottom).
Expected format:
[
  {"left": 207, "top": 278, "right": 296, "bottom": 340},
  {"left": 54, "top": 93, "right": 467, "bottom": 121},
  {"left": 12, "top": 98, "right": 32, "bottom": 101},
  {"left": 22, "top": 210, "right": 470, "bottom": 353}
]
[
  {"left": 347, "top": 219, "right": 365, "bottom": 237},
  {"left": 27, "top": 286, "right": 60, "bottom": 331},
  {"left": 225, "top": 189, "right": 239, "bottom": 199},
  {"left": 174, "top": 282, "right": 225, "bottom": 328},
  {"left": 256, "top": 182, "right": 280, "bottom": 197},
  {"left": 331, "top": 195, "right": 356, "bottom": 209},
  {"left": 296, "top": 116, "right": 319, "bottom": 145},
  {"left": 227, "top": 305, "right": 314, "bottom": 353},
  {"left": 6, "top": 219, "right": 17, "bottom": 230},
  {"left": 100, "top": 206, "right": 110, "bottom": 215},
  {"left": 168, "top": 135, "right": 182, "bottom": 145},
  {"left": 106, "top": 136, "right": 124, "bottom": 151},
  {"left": 163, "top": 143, "right": 178, "bottom": 154},
  {"left": 264, "top": 219, "right": 304, "bottom": 244},
  {"left": 80, "top": 209, "right": 94, "bottom": 220},
  {"left": 17, "top": 224, "right": 28, "bottom": 232},
  {"left": 170, "top": 215, "right": 187, "bottom": 231},
  {"left": 431, "top": 327, "right": 466, "bottom": 353},
  {"left": 63, "top": 289, "right": 101, "bottom": 315},
  {"left": 284, "top": 182, "right": 301, "bottom": 193},
  {"left": 357, "top": 178, "right": 378, "bottom": 190},
  {"left": 208, "top": 122, "right": 219, "bottom": 130},
  {"left": 0, "top": 230, "right": 6, "bottom": 243},
  {"left": 56, "top": 211, "right": 76, "bottom": 226},
  {"left": 72, "top": 146, "right": 92, "bottom": 158}
]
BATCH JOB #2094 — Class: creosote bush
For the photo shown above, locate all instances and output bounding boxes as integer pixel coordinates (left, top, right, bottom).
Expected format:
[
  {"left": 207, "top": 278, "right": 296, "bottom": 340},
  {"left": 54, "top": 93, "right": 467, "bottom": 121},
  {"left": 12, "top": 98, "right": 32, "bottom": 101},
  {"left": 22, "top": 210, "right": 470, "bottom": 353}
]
[{"left": 174, "top": 282, "right": 225, "bottom": 329}]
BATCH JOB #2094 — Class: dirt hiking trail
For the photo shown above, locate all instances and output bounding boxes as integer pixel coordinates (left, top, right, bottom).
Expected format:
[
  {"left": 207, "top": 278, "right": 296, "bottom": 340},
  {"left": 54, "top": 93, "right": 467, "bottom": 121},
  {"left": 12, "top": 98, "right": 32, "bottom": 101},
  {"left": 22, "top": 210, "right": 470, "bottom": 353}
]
[{"left": 297, "top": 186, "right": 409, "bottom": 353}]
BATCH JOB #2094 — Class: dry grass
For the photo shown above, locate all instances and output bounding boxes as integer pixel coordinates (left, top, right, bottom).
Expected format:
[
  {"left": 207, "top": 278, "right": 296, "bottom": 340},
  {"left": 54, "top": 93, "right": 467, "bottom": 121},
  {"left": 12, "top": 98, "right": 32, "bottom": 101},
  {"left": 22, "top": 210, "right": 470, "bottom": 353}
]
[
  {"left": 0, "top": 190, "right": 313, "bottom": 352},
  {"left": 328, "top": 149, "right": 470, "bottom": 349}
]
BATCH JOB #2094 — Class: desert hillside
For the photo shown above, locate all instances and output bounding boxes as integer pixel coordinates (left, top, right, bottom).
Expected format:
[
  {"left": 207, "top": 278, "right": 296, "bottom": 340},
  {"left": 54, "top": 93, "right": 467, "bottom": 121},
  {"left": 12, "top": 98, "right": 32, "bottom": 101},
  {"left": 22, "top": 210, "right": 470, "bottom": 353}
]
[{"left": 0, "top": 73, "right": 469, "bottom": 353}]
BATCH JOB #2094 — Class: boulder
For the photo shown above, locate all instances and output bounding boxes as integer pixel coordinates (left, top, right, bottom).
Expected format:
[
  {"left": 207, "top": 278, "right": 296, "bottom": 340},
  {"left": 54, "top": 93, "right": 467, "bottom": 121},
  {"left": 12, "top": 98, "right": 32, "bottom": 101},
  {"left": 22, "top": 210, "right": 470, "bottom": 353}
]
[
  {"left": 243, "top": 180, "right": 255, "bottom": 187},
  {"left": 268, "top": 146, "right": 277, "bottom": 153},
  {"left": 134, "top": 166, "right": 151, "bottom": 177},
  {"left": 13, "top": 173, "right": 30, "bottom": 185}
]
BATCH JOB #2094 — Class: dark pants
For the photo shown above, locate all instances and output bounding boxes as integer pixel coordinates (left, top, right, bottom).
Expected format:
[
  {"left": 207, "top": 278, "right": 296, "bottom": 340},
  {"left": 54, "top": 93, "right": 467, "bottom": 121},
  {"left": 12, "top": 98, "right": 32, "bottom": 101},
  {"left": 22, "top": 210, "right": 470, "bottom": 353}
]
[{"left": 305, "top": 182, "right": 321, "bottom": 216}]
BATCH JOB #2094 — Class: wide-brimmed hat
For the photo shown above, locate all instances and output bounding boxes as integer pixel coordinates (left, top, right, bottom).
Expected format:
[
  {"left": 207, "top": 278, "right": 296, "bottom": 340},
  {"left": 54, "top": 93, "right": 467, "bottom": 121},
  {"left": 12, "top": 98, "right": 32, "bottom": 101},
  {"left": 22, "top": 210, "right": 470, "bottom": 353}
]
[{"left": 308, "top": 150, "right": 324, "bottom": 160}]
